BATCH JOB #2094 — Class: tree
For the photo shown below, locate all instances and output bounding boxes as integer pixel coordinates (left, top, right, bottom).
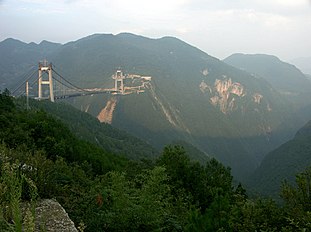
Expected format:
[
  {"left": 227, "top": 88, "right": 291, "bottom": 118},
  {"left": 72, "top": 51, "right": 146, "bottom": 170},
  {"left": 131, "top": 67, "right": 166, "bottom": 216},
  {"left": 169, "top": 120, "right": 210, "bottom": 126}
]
[
  {"left": 281, "top": 166, "right": 311, "bottom": 230},
  {"left": 157, "top": 145, "right": 190, "bottom": 189},
  {"left": 0, "top": 90, "right": 15, "bottom": 113}
]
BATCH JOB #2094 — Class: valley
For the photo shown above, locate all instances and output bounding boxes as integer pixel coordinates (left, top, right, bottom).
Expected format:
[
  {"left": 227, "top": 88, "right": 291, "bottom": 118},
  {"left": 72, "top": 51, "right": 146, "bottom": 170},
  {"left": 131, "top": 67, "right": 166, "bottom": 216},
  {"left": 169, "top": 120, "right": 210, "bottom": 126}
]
[
  {"left": 1, "top": 35, "right": 311, "bottom": 229},
  {"left": 2, "top": 0, "right": 311, "bottom": 230},
  {"left": 2, "top": 33, "right": 311, "bottom": 182},
  {"left": 1, "top": 91, "right": 310, "bottom": 231}
]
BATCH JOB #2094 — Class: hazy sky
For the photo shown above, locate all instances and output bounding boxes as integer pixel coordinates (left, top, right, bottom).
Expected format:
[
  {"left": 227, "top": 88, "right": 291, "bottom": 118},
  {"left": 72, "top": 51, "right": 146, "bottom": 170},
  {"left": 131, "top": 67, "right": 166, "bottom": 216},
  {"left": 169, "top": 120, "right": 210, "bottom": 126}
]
[{"left": 0, "top": 0, "right": 310, "bottom": 61}]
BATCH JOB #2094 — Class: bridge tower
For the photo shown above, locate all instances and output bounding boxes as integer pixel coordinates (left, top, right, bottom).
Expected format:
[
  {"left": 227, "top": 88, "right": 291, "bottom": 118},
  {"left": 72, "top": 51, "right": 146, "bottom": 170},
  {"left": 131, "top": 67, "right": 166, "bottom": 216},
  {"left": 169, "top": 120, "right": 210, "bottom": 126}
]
[
  {"left": 38, "top": 60, "right": 54, "bottom": 102},
  {"left": 112, "top": 70, "right": 125, "bottom": 94}
]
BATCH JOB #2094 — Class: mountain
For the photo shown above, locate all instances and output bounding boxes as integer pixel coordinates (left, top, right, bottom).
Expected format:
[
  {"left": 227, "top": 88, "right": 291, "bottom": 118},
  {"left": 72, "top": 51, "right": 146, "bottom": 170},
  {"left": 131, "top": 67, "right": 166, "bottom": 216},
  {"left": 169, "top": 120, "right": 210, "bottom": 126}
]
[
  {"left": 0, "top": 38, "right": 61, "bottom": 90},
  {"left": 29, "top": 98, "right": 212, "bottom": 164},
  {"left": 27, "top": 98, "right": 157, "bottom": 160},
  {"left": 223, "top": 53, "right": 311, "bottom": 95},
  {"left": 1, "top": 33, "right": 311, "bottom": 181},
  {"left": 249, "top": 120, "right": 311, "bottom": 198},
  {"left": 290, "top": 57, "right": 311, "bottom": 75},
  {"left": 170, "top": 140, "right": 210, "bottom": 164}
]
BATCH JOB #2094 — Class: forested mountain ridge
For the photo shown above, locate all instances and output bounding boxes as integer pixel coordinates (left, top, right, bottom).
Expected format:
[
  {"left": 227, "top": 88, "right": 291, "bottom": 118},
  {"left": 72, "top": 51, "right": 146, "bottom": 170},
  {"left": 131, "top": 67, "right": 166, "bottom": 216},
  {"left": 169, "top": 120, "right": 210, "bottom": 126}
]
[
  {"left": 1, "top": 91, "right": 311, "bottom": 231},
  {"left": 224, "top": 53, "right": 311, "bottom": 96},
  {"left": 0, "top": 38, "right": 61, "bottom": 90},
  {"left": 170, "top": 140, "right": 210, "bottom": 164},
  {"left": 2, "top": 33, "right": 311, "bottom": 180},
  {"left": 27, "top": 98, "right": 157, "bottom": 160},
  {"left": 0, "top": 90, "right": 128, "bottom": 175},
  {"left": 249, "top": 119, "right": 311, "bottom": 198}
]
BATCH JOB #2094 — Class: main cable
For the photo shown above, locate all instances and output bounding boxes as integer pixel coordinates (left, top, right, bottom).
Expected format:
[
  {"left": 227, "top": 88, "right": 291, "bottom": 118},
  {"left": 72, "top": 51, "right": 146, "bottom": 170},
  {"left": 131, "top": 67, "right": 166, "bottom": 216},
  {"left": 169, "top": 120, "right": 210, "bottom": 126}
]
[
  {"left": 11, "top": 66, "right": 37, "bottom": 95},
  {"left": 15, "top": 70, "right": 44, "bottom": 97},
  {"left": 52, "top": 66, "right": 92, "bottom": 92}
]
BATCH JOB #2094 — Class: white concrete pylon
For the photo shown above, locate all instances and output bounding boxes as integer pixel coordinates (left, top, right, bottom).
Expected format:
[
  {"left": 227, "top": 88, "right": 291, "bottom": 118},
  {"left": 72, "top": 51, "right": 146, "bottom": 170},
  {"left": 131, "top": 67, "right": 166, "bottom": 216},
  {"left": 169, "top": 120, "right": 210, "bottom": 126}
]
[{"left": 38, "top": 61, "right": 54, "bottom": 102}]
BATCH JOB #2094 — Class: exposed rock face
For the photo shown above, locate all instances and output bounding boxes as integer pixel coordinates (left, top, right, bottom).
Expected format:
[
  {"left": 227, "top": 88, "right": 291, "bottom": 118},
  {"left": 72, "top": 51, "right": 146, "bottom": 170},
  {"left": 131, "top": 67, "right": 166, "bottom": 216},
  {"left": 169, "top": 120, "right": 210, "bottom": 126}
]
[
  {"left": 253, "top": 93, "right": 263, "bottom": 104},
  {"left": 201, "top": 76, "right": 246, "bottom": 114},
  {"left": 199, "top": 80, "right": 211, "bottom": 93},
  {"left": 34, "top": 199, "right": 77, "bottom": 232},
  {"left": 211, "top": 76, "right": 246, "bottom": 114},
  {"left": 214, "top": 77, "right": 245, "bottom": 98},
  {"left": 202, "top": 68, "right": 209, "bottom": 76},
  {"left": 97, "top": 97, "right": 117, "bottom": 124},
  {"left": 200, "top": 76, "right": 268, "bottom": 114}
]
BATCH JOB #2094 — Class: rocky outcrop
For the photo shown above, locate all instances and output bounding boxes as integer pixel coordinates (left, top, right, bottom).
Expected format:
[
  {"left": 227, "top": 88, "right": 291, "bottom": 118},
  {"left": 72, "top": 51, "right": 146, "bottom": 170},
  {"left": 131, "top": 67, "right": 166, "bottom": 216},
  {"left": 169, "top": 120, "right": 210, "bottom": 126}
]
[
  {"left": 200, "top": 76, "right": 246, "bottom": 114},
  {"left": 35, "top": 199, "right": 77, "bottom": 232},
  {"left": 199, "top": 80, "right": 211, "bottom": 93},
  {"left": 200, "top": 76, "right": 268, "bottom": 114},
  {"left": 253, "top": 93, "right": 263, "bottom": 104},
  {"left": 22, "top": 199, "right": 78, "bottom": 232},
  {"left": 214, "top": 77, "right": 245, "bottom": 97}
]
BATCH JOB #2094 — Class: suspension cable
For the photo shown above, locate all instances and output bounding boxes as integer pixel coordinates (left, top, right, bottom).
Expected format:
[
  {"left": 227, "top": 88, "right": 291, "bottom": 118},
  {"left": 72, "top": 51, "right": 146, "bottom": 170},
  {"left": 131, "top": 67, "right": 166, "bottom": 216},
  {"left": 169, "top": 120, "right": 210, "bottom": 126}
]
[
  {"left": 11, "top": 66, "right": 37, "bottom": 95},
  {"left": 52, "top": 66, "right": 92, "bottom": 92},
  {"left": 15, "top": 70, "right": 44, "bottom": 97}
]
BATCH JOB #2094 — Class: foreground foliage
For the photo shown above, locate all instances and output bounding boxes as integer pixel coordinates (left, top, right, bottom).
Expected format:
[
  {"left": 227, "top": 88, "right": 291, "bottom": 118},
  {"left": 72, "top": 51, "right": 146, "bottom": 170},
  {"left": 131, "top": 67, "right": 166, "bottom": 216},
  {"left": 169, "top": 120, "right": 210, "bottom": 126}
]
[{"left": 1, "top": 91, "right": 311, "bottom": 231}]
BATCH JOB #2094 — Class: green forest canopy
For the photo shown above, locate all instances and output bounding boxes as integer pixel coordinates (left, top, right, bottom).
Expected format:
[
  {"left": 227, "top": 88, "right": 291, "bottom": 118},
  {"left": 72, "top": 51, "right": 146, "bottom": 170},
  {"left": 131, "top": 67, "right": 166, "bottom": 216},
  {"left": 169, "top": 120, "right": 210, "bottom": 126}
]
[{"left": 0, "top": 91, "right": 310, "bottom": 231}]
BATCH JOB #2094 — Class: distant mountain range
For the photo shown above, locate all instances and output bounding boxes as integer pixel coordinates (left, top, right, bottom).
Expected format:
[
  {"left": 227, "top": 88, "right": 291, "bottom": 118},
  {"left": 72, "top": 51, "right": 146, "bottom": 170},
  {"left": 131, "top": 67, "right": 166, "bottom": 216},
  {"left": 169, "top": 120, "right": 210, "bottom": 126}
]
[
  {"left": 1, "top": 33, "right": 311, "bottom": 181},
  {"left": 224, "top": 53, "right": 311, "bottom": 95}
]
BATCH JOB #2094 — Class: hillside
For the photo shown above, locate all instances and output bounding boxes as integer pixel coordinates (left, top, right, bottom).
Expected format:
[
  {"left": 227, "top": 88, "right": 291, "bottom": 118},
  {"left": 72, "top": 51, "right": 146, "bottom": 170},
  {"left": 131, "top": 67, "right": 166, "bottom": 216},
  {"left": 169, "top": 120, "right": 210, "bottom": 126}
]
[
  {"left": 19, "top": 97, "right": 212, "bottom": 164},
  {"left": 0, "top": 90, "right": 128, "bottom": 175},
  {"left": 27, "top": 98, "right": 157, "bottom": 160},
  {"left": 3, "top": 91, "right": 311, "bottom": 231},
  {"left": 170, "top": 140, "right": 210, "bottom": 164},
  {"left": 0, "top": 38, "right": 61, "bottom": 90},
  {"left": 2, "top": 33, "right": 311, "bottom": 180},
  {"left": 249, "top": 120, "right": 311, "bottom": 198},
  {"left": 224, "top": 53, "right": 311, "bottom": 95}
]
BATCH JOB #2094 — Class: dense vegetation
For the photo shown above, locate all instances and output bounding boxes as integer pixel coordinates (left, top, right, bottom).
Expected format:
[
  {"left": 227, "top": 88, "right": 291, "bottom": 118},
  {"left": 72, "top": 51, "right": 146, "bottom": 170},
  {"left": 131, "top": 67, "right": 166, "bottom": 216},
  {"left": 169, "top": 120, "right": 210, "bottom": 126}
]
[
  {"left": 27, "top": 98, "right": 157, "bottom": 160},
  {"left": 1, "top": 91, "right": 311, "bottom": 231},
  {"left": 249, "top": 119, "right": 311, "bottom": 198}
]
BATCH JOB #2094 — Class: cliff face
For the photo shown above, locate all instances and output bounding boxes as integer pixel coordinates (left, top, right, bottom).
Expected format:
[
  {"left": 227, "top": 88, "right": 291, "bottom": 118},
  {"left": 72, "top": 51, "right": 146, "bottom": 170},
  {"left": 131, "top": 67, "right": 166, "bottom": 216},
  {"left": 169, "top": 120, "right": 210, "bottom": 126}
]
[{"left": 200, "top": 76, "right": 266, "bottom": 114}]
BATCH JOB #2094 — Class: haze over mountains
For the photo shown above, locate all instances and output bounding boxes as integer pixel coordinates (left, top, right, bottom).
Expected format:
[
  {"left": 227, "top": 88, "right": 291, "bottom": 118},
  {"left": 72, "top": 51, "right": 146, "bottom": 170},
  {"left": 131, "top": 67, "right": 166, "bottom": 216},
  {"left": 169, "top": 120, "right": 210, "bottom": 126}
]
[
  {"left": 249, "top": 119, "right": 311, "bottom": 198},
  {"left": 224, "top": 53, "right": 311, "bottom": 95},
  {"left": 1, "top": 33, "right": 311, "bottom": 181},
  {"left": 290, "top": 57, "right": 311, "bottom": 75}
]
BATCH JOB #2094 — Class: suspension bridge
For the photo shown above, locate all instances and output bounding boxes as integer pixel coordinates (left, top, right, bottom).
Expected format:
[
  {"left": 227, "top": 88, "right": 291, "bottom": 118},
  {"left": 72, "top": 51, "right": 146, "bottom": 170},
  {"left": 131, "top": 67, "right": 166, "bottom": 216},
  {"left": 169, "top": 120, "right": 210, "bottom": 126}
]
[{"left": 11, "top": 60, "right": 152, "bottom": 102}]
